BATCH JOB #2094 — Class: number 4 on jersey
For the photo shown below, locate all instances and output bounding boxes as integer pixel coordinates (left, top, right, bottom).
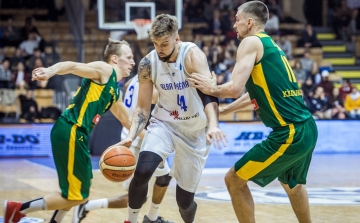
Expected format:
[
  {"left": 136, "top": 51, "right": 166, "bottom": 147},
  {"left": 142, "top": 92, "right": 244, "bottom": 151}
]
[{"left": 177, "top": 94, "right": 188, "bottom": 111}]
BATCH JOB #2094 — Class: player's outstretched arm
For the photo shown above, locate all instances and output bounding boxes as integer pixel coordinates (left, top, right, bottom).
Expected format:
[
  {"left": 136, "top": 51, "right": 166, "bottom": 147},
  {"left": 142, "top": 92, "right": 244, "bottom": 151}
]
[
  {"left": 110, "top": 96, "right": 147, "bottom": 139},
  {"left": 185, "top": 47, "right": 227, "bottom": 148},
  {"left": 125, "top": 57, "right": 153, "bottom": 142},
  {"left": 188, "top": 36, "right": 260, "bottom": 99},
  {"left": 32, "top": 61, "right": 112, "bottom": 83},
  {"left": 220, "top": 92, "right": 251, "bottom": 115}
]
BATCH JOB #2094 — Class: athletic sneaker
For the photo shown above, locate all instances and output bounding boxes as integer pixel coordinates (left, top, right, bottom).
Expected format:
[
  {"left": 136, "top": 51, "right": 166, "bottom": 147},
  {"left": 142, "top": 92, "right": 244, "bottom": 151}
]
[
  {"left": 3, "top": 200, "right": 26, "bottom": 223},
  {"left": 72, "top": 201, "right": 89, "bottom": 223},
  {"left": 142, "top": 215, "right": 174, "bottom": 223}
]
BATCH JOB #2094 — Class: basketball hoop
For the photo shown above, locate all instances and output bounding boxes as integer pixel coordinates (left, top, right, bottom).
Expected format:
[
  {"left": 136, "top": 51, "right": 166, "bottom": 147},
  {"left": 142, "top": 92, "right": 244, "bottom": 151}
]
[{"left": 132, "top": 19, "right": 152, "bottom": 40}]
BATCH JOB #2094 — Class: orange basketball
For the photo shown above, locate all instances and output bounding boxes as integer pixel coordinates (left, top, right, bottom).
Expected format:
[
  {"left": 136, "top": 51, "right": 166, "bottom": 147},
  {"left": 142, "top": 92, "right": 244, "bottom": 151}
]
[{"left": 99, "top": 145, "right": 136, "bottom": 182}]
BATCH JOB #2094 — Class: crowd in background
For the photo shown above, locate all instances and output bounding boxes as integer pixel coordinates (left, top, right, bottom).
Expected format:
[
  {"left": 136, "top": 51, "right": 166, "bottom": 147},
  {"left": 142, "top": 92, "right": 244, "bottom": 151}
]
[
  {"left": 0, "top": 0, "right": 360, "bottom": 120},
  {"left": 182, "top": 0, "right": 360, "bottom": 119}
]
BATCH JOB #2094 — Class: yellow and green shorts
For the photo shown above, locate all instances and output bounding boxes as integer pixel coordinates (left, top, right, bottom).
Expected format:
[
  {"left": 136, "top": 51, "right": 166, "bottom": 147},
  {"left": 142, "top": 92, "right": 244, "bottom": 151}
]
[
  {"left": 235, "top": 117, "right": 318, "bottom": 189},
  {"left": 50, "top": 116, "right": 92, "bottom": 200}
]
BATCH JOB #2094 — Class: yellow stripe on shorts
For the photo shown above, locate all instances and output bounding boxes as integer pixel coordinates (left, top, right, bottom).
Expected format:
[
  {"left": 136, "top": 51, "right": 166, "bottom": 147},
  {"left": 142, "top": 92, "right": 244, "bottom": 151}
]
[
  {"left": 236, "top": 124, "right": 295, "bottom": 180},
  {"left": 67, "top": 125, "right": 83, "bottom": 200}
]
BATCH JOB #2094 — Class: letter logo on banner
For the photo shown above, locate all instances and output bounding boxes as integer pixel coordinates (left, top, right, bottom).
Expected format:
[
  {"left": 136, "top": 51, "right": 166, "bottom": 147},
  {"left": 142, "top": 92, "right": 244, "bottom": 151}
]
[{"left": 0, "top": 124, "right": 53, "bottom": 157}]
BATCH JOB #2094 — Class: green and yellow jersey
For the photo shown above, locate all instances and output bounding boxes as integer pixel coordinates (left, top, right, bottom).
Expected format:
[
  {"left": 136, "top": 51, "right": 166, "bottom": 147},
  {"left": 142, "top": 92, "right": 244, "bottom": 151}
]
[
  {"left": 246, "top": 32, "right": 311, "bottom": 128},
  {"left": 61, "top": 69, "right": 120, "bottom": 133}
]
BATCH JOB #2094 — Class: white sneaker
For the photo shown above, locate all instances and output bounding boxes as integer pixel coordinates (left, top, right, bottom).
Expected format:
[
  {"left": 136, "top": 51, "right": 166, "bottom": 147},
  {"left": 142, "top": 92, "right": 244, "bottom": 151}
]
[{"left": 72, "top": 201, "right": 88, "bottom": 223}]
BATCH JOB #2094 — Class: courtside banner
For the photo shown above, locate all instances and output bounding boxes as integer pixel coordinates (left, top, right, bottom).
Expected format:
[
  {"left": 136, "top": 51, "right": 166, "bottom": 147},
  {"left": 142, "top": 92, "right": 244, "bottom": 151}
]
[
  {"left": 0, "top": 124, "right": 53, "bottom": 157},
  {"left": 211, "top": 120, "right": 360, "bottom": 154}
]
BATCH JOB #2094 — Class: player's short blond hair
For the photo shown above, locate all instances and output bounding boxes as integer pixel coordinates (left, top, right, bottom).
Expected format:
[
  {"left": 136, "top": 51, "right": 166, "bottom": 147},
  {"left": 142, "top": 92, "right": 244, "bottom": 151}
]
[
  {"left": 103, "top": 39, "right": 130, "bottom": 62},
  {"left": 238, "top": 1, "right": 269, "bottom": 26},
  {"left": 149, "top": 14, "right": 178, "bottom": 39}
]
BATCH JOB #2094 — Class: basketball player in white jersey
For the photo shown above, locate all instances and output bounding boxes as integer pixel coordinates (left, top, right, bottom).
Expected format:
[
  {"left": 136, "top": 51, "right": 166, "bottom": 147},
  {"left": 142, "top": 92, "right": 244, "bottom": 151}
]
[
  {"left": 72, "top": 75, "right": 174, "bottom": 223},
  {"left": 116, "top": 14, "right": 227, "bottom": 223}
]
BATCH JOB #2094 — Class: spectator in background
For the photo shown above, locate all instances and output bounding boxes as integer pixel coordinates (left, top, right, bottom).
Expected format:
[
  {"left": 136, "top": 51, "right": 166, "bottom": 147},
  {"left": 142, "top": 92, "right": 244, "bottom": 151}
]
[
  {"left": 29, "top": 48, "right": 47, "bottom": 70},
  {"left": 20, "top": 16, "right": 40, "bottom": 41},
  {"left": 0, "top": 47, "right": 6, "bottom": 62},
  {"left": 1, "top": 17, "right": 22, "bottom": 47},
  {"left": 19, "top": 89, "right": 39, "bottom": 123},
  {"left": 349, "top": 9, "right": 359, "bottom": 36},
  {"left": 19, "top": 31, "right": 42, "bottom": 59},
  {"left": 277, "top": 34, "right": 292, "bottom": 60},
  {"left": 202, "top": 45, "right": 212, "bottom": 67},
  {"left": 223, "top": 49, "right": 236, "bottom": 68},
  {"left": 300, "top": 50, "right": 314, "bottom": 74},
  {"left": 219, "top": 0, "right": 233, "bottom": 10},
  {"left": 202, "top": 0, "right": 219, "bottom": 23},
  {"left": 12, "top": 61, "right": 33, "bottom": 90},
  {"left": 344, "top": 87, "right": 360, "bottom": 119},
  {"left": 9, "top": 47, "right": 26, "bottom": 70},
  {"left": 184, "top": 0, "right": 204, "bottom": 23},
  {"left": 307, "top": 86, "right": 328, "bottom": 119},
  {"left": 226, "top": 39, "right": 237, "bottom": 53},
  {"left": 297, "top": 24, "right": 322, "bottom": 48},
  {"left": 339, "top": 79, "right": 353, "bottom": 100},
  {"left": 326, "top": 87, "right": 346, "bottom": 119},
  {"left": 317, "top": 70, "right": 334, "bottom": 97},
  {"left": 207, "top": 9, "right": 227, "bottom": 35},
  {"left": 0, "top": 58, "right": 12, "bottom": 88},
  {"left": 293, "top": 60, "right": 307, "bottom": 86},
  {"left": 302, "top": 76, "right": 316, "bottom": 100},
  {"left": 223, "top": 9, "right": 238, "bottom": 42},
  {"left": 332, "top": 0, "right": 352, "bottom": 40},
  {"left": 265, "top": 9, "right": 279, "bottom": 35},
  {"left": 267, "top": 0, "right": 282, "bottom": 18},
  {"left": 309, "top": 62, "right": 322, "bottom": 84}
]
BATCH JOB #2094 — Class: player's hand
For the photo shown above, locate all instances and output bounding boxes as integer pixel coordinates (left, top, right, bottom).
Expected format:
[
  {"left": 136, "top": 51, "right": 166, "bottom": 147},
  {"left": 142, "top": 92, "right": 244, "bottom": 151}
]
[
  {"left": 219, "top": 106, "right": 229, "bottom": 115},
  {"left": 206, "top": 126, "right": 228, "bottom": 149},
  {"left": 187, "top": 71, "right": 217, "bottom": 95},
  {"left": 32, "top": 67, "right": 56, "bottom": 81},
  {"left": 113, "top": 138, "right": 133, "bottom": 148}
]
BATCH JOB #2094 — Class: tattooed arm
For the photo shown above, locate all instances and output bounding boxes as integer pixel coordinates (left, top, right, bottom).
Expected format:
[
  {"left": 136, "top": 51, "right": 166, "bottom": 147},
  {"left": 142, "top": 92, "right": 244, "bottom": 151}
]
[{"left": 125, "top": 56, "right": 154, "bottom": 142}]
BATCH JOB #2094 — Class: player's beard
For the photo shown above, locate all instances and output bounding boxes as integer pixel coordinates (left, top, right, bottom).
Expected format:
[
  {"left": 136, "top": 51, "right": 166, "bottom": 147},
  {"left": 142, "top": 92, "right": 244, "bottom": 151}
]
[{"left": 158, "top": 46, "right": 176, "bottom": 62}]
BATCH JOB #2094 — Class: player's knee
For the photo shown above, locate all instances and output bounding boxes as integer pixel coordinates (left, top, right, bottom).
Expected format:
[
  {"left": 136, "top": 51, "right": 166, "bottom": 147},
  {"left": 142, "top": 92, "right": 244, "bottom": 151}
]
[
  {"left": 176, "top": 185, "right": 195, "bottom": 210},
  {"left": 132, "top": 151, "right": 163, "bottom": 186},
  {"left": 155, "top": 174, "right": 172, "bottom": 187},
  {"left": 132, "top": 166, "right": 153, "bottom": 186},
  {"left": 224, "top": 168, "right": 236, "bottom": 187},
  {"left": 225, "top": 167, "right": 245, "bottom": 189}
]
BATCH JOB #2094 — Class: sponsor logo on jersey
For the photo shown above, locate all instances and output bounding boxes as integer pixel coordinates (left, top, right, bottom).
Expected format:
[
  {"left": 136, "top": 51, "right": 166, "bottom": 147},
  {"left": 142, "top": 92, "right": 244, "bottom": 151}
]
[
  {"left": 195, "top": 187, "right": 360, "bottom": 205},
  {"left": 170, "top": 110, "right": 179, "bottom": 120},
  {"left": 160, "top": 81, "right": 190, "bottom": 91},
  {"left": 169, "top": 111, "right": 200, "bottom": 120},
  {"left": 92, "top": 114, "right": 101, "bottom": 124},
  {"left": 282, "top": 89, "right": 302, "bottom": 97},
  {"left": 251, "top": 99, "right": 259, "bottom": 110}
]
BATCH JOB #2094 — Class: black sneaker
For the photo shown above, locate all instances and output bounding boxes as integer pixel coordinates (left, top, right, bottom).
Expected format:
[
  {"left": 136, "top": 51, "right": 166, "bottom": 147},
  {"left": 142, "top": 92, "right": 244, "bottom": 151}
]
[
  {"left": 142, "top": 215, "right": 174, "bottom": 223},
  {"left": 72, "top": 201, "right": 89, "bottom": 223}
]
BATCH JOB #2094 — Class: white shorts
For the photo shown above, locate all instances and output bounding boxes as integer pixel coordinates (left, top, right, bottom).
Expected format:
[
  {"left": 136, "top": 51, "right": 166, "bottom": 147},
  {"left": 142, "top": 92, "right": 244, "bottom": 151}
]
[
  {"left": 140, "top": 117, "right": 210, "bottom": 193},
  {"left": 122, "top": 139, "right": 171, "bottom": 191}
]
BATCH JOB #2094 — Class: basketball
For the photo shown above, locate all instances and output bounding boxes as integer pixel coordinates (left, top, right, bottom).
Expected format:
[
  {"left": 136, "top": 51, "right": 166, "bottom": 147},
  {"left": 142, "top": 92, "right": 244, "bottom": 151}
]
[{"left": 99, "top": 145, "right": 136, "bottom": 182}]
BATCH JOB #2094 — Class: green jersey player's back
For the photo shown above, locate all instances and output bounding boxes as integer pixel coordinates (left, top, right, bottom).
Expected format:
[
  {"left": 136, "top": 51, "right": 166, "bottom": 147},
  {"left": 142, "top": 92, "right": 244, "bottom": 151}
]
[
  {"left": 61, "top": 69, "right": 120, "bottom": 133},
  {"left": 246, "top": 32, "right": 311, "bottom": 128}
]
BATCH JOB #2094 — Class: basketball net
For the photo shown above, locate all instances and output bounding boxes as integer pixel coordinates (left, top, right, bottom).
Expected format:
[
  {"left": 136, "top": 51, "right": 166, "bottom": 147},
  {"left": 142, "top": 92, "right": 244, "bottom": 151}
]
[{"left": 132, "top": 19, "right": 152, "bottom": 40}]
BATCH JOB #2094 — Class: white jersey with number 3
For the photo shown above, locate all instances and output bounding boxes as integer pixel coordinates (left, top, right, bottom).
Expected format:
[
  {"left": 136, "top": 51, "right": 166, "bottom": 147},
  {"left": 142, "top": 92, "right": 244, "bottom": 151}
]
[
  {"left": 149, "top": 42, "right": 207, "bottom": 131},
  {"left": 121, "top": 76, "right": 140, "bottom": 145}
]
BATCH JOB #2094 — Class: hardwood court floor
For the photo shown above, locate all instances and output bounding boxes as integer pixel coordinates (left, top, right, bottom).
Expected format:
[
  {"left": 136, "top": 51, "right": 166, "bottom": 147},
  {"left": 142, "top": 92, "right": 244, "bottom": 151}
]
[{"left": 0, "top": 154, "right": 359, "bottom": 223}]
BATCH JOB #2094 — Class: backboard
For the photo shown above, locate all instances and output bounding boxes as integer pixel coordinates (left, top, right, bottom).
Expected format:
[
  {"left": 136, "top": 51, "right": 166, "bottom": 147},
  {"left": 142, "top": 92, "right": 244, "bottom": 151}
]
[{"left": 97, "top": 0, "right": 183, "bottom": 30}]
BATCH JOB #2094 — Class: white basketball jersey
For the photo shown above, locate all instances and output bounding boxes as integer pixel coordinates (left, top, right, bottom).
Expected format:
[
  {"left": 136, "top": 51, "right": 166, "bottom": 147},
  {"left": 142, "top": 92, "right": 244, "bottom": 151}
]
[
  {"left": 121, "top": 75, "right": 141, "bottom": 145},
  {"left": 149, "top": 42, "right": 207, "bottom": 131}
]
